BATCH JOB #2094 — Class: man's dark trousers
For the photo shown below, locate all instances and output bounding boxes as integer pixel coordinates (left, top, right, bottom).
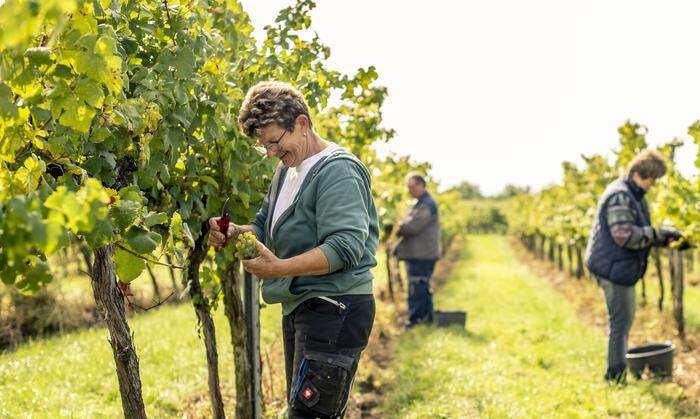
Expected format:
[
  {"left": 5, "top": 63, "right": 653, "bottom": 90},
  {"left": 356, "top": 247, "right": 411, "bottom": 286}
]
[{"left": 406, "top": 259, "right": 436, "bottom": 326}]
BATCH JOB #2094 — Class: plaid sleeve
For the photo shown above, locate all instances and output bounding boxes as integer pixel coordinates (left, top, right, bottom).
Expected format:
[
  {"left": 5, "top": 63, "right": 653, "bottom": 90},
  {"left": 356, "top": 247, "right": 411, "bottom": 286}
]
[{"left": 606, "top": 192, "right": 659, "bottom": 249}]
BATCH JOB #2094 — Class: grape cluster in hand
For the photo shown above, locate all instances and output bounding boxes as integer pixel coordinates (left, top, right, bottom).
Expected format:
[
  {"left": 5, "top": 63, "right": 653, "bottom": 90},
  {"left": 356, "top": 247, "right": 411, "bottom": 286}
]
[{"left": 235, "top": 232, "right": 260, "bottom": 260}]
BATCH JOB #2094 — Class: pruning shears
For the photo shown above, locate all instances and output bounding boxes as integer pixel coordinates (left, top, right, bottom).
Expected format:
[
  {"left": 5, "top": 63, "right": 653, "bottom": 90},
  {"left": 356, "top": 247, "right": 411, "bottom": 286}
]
[{"left": 215, "top": 197, "right": 231, "bottom": 252}]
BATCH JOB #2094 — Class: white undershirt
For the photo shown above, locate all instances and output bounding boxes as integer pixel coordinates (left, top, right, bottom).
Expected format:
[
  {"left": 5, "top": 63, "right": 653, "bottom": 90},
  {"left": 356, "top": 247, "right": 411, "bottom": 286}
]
[{"left": 270, "top": 142, "right": 339, "bottom": 235}]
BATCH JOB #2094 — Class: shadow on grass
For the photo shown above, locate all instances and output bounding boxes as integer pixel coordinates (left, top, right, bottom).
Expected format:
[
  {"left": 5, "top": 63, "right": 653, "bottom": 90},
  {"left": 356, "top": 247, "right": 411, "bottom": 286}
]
[
  {"left": 407, "top": 323, "right": 491, "bottom": 345},
  {"left": 643, "top": 380, "right": 700, "bottom": 418},
  {"left": 460, "top": 239, "right": 474, "bottom": 261},
  {"left": 442, "top": 325, "right": 490, "bottom": 344}
]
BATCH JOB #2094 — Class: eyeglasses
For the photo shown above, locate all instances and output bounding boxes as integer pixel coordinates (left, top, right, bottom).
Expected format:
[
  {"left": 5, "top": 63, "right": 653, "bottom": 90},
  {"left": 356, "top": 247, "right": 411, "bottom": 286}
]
[{"left": 254, "top": 129, "right": 287, "bottom": 155}]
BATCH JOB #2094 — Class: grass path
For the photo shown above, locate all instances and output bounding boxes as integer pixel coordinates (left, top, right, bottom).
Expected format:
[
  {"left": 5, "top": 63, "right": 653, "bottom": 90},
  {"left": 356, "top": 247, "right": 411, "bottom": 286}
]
[
  {"left": 379, "top": 235, "right": 692, "bottom": 418},
  {"left": 0, "top": 296, "right": 286, "bottom": 418},
  {"left": 0, "top": 250, "right": 397, "bottom": 417},
  {"left": 2, "top": 236, "right": 695, "bottom": 417}
]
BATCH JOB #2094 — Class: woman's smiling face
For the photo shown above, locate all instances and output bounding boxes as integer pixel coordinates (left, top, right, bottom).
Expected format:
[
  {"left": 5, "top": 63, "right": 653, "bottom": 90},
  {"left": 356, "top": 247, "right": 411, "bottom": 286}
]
[{"left": 257, "top": 118, "right": 310, "bottom": 167}]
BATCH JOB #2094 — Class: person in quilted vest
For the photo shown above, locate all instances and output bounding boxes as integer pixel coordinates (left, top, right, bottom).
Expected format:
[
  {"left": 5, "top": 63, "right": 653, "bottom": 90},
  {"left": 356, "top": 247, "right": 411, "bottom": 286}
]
[{"left": 585, "top": 150, "right": 685, "bottom": 384}]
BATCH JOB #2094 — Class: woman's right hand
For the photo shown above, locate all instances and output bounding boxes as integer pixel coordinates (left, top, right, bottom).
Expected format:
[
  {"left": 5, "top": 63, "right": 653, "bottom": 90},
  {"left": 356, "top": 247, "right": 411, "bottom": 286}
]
[{"left": 208, "top": 217, "right": 239, "bottom": 248}]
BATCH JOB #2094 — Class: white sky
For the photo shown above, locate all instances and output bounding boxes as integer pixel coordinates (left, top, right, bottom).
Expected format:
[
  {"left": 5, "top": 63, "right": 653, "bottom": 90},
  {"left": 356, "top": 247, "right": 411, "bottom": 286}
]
[{"left": 243, "top": 0, "right": 699, "bottom": 195}]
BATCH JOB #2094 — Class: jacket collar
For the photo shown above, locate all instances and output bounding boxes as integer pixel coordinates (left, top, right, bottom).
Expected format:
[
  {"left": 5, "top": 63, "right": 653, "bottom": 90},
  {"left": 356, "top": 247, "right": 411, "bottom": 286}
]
[
  {"left": 416, "top": 191, "right": 432, "bottom": 204},
  {"left": 267, "top": 148, "right": 359, "bottom": 240},
  {"left": 624, "top": 177, "right": 646, "bottom": 200}
]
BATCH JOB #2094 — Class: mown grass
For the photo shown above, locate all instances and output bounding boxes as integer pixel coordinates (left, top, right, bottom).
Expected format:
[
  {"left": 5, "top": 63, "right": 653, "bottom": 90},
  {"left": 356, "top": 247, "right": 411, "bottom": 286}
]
[
  {"left": 0, "top": 298, "right": 285, "bottom": 417},
  {"left": 0, "top": 251, "right": 182, "bottom": 350},
  {"left": 379, "top": 235, "right": 693, "bottom": 418},
  {"left": 0, "top": 247, "right": 399, "bottom": 417}
]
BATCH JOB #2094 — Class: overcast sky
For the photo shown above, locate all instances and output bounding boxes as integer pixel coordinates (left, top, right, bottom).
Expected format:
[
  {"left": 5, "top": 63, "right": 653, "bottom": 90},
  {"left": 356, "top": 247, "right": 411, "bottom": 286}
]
[{"left": 243, "top": 0, "right": 699, "bottom": 195}]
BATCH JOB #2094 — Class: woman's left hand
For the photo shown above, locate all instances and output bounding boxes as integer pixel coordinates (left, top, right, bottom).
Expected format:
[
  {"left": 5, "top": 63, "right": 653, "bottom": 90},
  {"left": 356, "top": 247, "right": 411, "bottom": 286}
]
[{"left": 241, "top": 241, "right": 288, "bottom": 280}]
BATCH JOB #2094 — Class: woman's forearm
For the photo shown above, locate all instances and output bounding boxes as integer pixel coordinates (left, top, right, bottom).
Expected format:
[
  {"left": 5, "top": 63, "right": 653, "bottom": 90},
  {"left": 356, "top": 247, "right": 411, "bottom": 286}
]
[{"left": 281, "top": 247, "right": 330, "bottom": 276}]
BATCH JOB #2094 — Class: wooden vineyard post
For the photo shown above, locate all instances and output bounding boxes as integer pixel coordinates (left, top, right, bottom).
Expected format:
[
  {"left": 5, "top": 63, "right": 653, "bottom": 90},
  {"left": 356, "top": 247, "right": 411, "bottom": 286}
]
[
  {"left": 669, "top": 249, "right": 686, "bottom": 340},
  {"left": 145, "top": 265, "right": 161, "bottom": 300},
  {"left": 539, "top": 234, "right": 546, "bottom": 259},
  {"left": 385, "top": 246, "right": 395, "bottom": 302},
  {"left": 244, "top": 271, "right": 263, "bottom": 418},
  {"left": 686, "top": 250, "right": 694, "bottom": 273},
  {"left": 575, "top": 245, "right": 584, "bottom": 279},
  {"left": 548, "top": 237, "right": 555, "bottom": 262},
  {"left": 654, "top": 248, "right": 665, "bottom": 311},
  {"left": 395, "top": 258, "right": 405, "bottom": 292},
  {"left": 557, "top": 243, "right": 563, "bottom": 271},
  {"left": 165, "top": 254, "right": 180, "bottom": 293}
]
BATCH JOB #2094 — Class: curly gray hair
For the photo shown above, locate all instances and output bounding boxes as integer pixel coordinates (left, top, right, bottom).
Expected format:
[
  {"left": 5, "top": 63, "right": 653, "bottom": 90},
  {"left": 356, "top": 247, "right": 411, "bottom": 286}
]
[{"left": 237, "top": 81, "right": 312, "bottom": 138}]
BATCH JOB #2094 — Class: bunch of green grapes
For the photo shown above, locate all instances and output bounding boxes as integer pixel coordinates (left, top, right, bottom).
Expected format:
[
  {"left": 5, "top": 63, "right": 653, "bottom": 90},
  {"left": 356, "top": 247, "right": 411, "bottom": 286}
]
[{"left": 235, "top": 232, "right": 260, "bottom": 260}]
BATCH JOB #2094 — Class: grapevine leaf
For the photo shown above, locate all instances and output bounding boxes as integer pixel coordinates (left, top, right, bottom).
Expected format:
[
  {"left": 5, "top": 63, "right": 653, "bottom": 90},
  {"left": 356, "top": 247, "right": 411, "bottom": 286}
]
[
  {"left": 25, "top": 47, "right": 52, "bottom": 66},
  {"left": 84, "top": 219, "right": 115, "bottom": 248},
  {"left": 110, "top": 199, "right": 142, "bottom": 229},
  {"left": 75, "top": 78, "right": 105, "bottom": 109},
  {"left": 125, "top": 226, "right": 161, "bottom": 254},
  {"left": 0, "top": 83, "right": 18, "bottom": 118},
  {"left": 16, "top": 258, "right": 53, "bottom": 295},
  {"left": 58, "top": 94, "right": 96, "bottom": 133},
  {"left": 144, "top": 212, "right": 168, "bottom": 227},
  {"left": 114, "top": 247, "right": 145, "bottom": 283}
]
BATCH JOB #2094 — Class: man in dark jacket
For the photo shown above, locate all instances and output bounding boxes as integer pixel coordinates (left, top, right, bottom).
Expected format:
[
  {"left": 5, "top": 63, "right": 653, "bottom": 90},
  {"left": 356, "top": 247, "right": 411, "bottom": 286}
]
[
  {"left": 395, "top": 173, "right": 441, "bottom": 328},
  {"left": 585, "top": 150, "right": 684, "bottom": 384}
]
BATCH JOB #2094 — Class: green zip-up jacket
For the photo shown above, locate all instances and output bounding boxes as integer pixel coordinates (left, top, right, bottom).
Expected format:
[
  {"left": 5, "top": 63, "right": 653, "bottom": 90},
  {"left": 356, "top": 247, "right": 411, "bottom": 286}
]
[{"left": 250, "top": 148, "right": 379, "bottom": 315}]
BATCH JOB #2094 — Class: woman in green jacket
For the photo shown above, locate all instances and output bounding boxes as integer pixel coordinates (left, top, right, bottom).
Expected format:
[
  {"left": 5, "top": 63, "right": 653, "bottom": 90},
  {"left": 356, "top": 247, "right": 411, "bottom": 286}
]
[{"left": 208, "top": 81, "right": 379, "bottom": 418}]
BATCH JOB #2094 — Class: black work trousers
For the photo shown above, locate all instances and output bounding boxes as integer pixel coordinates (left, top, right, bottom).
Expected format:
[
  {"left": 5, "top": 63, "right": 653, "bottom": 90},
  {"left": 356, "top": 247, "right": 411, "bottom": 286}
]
[{"left": 283, "top": 294, "right": 375, "bottom": 418}]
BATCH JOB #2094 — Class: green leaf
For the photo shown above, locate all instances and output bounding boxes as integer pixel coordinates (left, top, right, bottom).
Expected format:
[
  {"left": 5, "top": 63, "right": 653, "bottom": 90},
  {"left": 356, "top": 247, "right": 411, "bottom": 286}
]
[
  {"left": 118, "top": 186, "right": 146, "bottom": 204},
  {"left": 16, "top": 258, "right": 52, "bottom": 295},
  {"left": 90, "top": 126, "right": 111, "bottom": 143},
  {"left": 98, "top": 0, "right": 112, "bottom": 12},
  {"left": 0, "top": 83, "right": 18, "bottom": 119},
  {"left": 114, "top": 247, "right": 145, "bottom": 283},
  {"left": 169, "top": 211, "right": 183, "bottom": 240},
  {"left": 58, "top": 95, "right": 96, "bottom": 133},
  {"left": 144, "top": 212, "right": 168, "bottom": 227},
  {"left": 25, "top": 47, "right": 52, "bottom": 66},
  {"left": 111, "top": 199, "right": 142, "bottom": 229},
  {"left": 239, "top": 192, "right": 250, "bottom": 208},
  {"left": 181, "top": 221, "right": 194, "bottom": 247},
  {"left": 68, "top": 35, "right": 123, "bottom": 93},
  {"left": 31, "top": 220, "right": 70, "bottom": 256},
  {"left": 45, "top": 180, "right": 111, "bottom": 237},
  {"left": 84, "top": 219, "right": 115, "bottom": 248},
  {"left": 44, "top": 186, "right": 83, "bottom": 231},
  {"left": 72, "top": 4, "right": 98, "bottom": 35},
  {"left": 173, "top": 46, "right": 195, "bottom": 78},
  {"left": 75, "top": 78, "right": 104, "bottom": 108},
  {"left": 125, "top": 226, "right": 161, "bottom": 254},
  {"left": 13, "top": 155, "right": 46, "bottom": 193},
  {"left": 200, "top": 175, "right": 219, "bottom": 189}
]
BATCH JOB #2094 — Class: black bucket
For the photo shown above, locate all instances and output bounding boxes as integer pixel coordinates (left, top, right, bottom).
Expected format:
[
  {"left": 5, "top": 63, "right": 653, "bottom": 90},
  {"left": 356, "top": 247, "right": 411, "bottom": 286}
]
[
  {"left": 434, "top": 311, "right": 467, "bottom": 328},
  {"left": 626, "top": 342, "right": 675, "bottom": 379}
]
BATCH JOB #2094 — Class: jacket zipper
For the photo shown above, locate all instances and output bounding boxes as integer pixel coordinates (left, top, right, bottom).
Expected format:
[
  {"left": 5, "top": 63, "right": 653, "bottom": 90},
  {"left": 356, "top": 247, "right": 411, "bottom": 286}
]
[{"left": 317, "top": 296, "right": 347, "bottom": 310}]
